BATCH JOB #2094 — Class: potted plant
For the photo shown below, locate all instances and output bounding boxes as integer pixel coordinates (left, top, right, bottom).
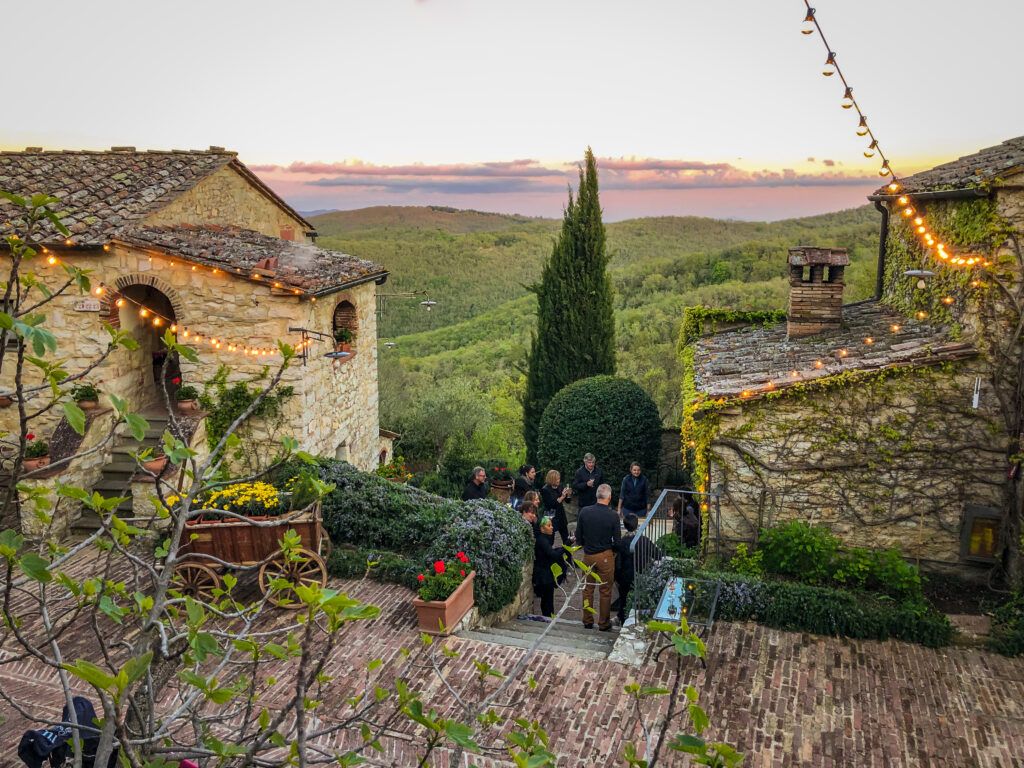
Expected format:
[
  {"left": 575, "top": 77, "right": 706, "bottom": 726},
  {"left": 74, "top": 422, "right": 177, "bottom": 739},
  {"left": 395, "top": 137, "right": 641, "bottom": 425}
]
[
  {"left": 488, "top": 465, "right": 514, "bottom": 503},
  {"left": 0, "top": 394, "right": 12, "bottom": 409},
  {"left": 333, "top": 327, "right": 355, "bottom": 353},
  {"left": 70, "top": 382, "right": 100, "bottom": 410},
  {"left": 24, "top": 436, "right": 50, "bottom": 471},
  {"left": 412, "top": 552, "right": 475, "bottom": 635},
  {"left": 206, "top": 481, "right": 284, "bottom": 520},
  {"left": 175, "top": 384, "right": 200, "bottom": 412},
  {"left": 141, "top": 449, "right": 169, "bottom": 476}
]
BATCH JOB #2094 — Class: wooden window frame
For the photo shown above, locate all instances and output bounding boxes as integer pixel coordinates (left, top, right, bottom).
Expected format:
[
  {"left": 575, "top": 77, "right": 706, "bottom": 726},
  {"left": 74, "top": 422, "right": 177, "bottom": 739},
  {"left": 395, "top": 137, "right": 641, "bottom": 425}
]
[{"left": 960, "top": 504, "right": 1001, "bottom": 563}]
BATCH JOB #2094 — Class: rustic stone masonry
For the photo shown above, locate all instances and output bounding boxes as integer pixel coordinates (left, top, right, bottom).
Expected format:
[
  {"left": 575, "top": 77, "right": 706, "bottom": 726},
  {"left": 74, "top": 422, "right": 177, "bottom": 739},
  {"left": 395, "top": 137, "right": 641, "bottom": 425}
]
[{"left": 787, "top": 246, "right": 848, "bottom": 338}]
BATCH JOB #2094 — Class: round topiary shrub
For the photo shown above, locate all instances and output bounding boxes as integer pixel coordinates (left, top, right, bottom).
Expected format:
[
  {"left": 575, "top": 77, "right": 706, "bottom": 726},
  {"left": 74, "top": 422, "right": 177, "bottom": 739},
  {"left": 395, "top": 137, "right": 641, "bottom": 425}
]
[{"left": 537, "top": 375, "right": 662, "bottom": 496}]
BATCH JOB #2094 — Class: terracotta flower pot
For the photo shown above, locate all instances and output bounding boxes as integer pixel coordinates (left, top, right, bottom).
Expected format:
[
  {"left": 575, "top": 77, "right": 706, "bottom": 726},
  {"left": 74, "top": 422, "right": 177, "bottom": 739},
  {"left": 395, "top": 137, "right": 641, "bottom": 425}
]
[
  {"left": 76, "top": 399, "right": 99, "bottom": 411},
  {"left": 412, "top": 571, "right": 475, "bottom": 636},
  {"left": 0, "top": 395, "right": 13, "bottom": 408},
  {"left": 489, "top": 480, "right": 513, "bottom": 504},
  {"left": 142, "top": 455, "right": 169, "bottom": 474},
  {"left": 23, "top": 455, "right": 50, "bottom": 471},
  {"left": 335, "top": 342, "right": 352, "bottom": 354},
  {"left": 176, "top": 400, "right": 197, "bottom": 412}
]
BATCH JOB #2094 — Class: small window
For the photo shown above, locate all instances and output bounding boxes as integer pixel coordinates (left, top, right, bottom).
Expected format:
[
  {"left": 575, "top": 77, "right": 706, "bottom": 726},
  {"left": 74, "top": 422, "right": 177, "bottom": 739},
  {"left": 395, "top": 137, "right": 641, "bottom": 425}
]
[
  {"left": 332, "top": 300, "right": 358, "bottom": 360},
  {"left": 961, "top": 505, "right": 1001, "bottom": 562},
  {"left": 336, "top": 442, "right": 350, "bottom": 462}
]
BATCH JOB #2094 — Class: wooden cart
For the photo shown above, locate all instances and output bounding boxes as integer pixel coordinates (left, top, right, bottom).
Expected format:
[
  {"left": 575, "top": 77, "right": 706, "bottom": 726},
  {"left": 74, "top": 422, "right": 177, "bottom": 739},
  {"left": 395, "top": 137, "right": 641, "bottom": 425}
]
[{"left": 171, "top": 504, "right": 331, "bottom": 609}]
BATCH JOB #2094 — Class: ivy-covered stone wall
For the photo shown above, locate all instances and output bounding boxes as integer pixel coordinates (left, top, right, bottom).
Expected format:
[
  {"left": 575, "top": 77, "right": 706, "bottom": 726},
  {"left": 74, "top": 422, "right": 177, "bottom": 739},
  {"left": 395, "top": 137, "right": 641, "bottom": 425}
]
[{"left": 705, "top": 362, "right": 1005, "bottom": 562}]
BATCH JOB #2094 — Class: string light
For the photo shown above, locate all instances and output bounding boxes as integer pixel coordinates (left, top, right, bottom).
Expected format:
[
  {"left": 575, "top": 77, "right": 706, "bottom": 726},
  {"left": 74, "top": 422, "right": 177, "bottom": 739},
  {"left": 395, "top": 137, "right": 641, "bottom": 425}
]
[{"left": 801, "top": 0, "right": 975, "bottom": 270}]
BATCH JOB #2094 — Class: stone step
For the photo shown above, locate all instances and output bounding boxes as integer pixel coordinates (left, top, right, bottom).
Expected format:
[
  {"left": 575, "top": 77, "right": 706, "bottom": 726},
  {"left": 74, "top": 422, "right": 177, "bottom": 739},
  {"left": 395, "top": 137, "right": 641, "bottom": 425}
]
[
  {"left": 459, "top": 628, "right": 614, "bottom": 660},
  {"left": 500, "top": 618, "right": 619, "bottom": 643}
]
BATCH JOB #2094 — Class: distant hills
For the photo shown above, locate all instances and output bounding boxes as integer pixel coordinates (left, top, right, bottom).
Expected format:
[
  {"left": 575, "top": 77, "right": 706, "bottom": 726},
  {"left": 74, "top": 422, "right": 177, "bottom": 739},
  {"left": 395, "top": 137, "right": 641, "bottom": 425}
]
[{"left": 309, "top": 204, "right": 881, "bottom": 425}]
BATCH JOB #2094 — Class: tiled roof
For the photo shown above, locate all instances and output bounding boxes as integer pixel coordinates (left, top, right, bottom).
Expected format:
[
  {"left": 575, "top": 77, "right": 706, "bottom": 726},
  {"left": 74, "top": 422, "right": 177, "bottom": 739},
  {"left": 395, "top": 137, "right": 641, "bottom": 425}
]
[
  {"left": 692, "top": 301, "right": 976, "bottom": 399},
  {"left": 117, "top": 225, "right": 387, "bottom": 295},
  {"left": 0, "top": 147, "right": 312, "bottom": 244},
  {"left": 875, "top": 136, "right": 1024, "bottom": 195}
]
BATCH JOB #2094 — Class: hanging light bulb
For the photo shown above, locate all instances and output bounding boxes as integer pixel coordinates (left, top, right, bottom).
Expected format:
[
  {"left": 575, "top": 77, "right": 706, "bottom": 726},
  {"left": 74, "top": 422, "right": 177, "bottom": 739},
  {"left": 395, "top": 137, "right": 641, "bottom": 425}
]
[
  {"left": 139, "top": 308, "right": 149, "bottom": 318},
  {"left": 93, "top": 286, "right": 104, "bottom": 296},
  {"left": 801, "top": 7, "right": 815, "bottom": 34},
  {"left": 879, "top": 162, "right": 892, "bottom": 177},
  {"left": 897, "top": 196, "right": 908, "bottom": 205},
  {"left": 856, "top": 116, "right": 869, "bottom": 136},
  {"left": 903, "top": 207, "right": 914, "bottom": 217},
  {"left": 840, "top": 87, "right": 854, "bottom": 109},
  {"left": 153, "top": 317, "right": 162, "bottom": 327},
  {"left": 888, "top": 182, "right": 900, "bottom": 193},
  {"left": 863, "top": 140, "right": 877, "bottom": 158},
  {"left": 47, "top": 255, "right": 58, "bottom": 265},
  {"left": 822, "top": 52, "right": 836, "bottom": 76},
  {"left": 115, "top": 298, "right": 125, "bottom": 308},
  {"left": 914, "top": 217, "right": 923, "bottom": 226},
  {"left": 170, "top": 324, "right": 177, "bottom": 332}
]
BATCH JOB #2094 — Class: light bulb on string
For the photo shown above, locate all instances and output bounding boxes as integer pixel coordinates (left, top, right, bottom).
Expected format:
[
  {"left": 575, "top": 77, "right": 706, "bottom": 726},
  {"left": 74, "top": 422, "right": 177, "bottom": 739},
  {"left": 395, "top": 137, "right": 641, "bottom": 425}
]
[
  {"left": 888, "top": 182, "right": 900, "bottom": 193},
  {"left": 801, "top": 7, "right": 815, "bottom": 34},
  {"left": 879, "top": 162, "right": 892, "bottom": 177},
  {"left": 115, "top": 298, "right": 125, "bottom": 308},
  {"left": 856, "top": 116, "right": 869, "bottom": 136},
  {"left": 822, "top": 52, "right": 836, "bottom": 77},
  {"left": 840, "top": 87, "right": 854, "bottom": 109},
  {"left": 864, "top": 140, "right": 877, "bottom": 158},
  {"left": 139, "top": 308, "right": 149, "bottom": 318},
  {"left": 914, "top": 217, "right": 923, "bottom": 226}
]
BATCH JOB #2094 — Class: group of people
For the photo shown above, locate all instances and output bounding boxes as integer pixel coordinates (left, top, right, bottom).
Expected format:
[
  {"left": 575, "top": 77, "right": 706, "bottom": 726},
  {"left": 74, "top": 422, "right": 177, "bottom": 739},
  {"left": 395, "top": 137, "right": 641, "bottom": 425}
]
[{"left": 500, "top": 453, "right": 662, "bottom": 630}]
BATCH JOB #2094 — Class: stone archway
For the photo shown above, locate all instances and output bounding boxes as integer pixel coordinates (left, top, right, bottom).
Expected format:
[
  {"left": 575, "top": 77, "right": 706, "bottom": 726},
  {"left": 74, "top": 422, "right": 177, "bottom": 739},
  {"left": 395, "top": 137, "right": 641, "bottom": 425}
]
[{"left": 100, "top": 273, "right": 187, "bottom": 328}]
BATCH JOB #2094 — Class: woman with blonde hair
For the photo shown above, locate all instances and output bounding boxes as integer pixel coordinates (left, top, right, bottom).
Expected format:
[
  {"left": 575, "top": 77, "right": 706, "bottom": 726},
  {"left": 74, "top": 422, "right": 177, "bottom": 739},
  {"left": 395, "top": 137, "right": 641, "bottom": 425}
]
[{"left": 540, "top": 469, "right": 573, "bottom": 546}]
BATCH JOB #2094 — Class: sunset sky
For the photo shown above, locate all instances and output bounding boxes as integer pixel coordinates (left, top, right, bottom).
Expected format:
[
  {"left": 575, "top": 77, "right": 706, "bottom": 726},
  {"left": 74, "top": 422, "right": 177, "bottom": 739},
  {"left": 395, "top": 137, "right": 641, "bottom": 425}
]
[{"left": 4, "top": 0, "right": 1022, "bottom": 220}]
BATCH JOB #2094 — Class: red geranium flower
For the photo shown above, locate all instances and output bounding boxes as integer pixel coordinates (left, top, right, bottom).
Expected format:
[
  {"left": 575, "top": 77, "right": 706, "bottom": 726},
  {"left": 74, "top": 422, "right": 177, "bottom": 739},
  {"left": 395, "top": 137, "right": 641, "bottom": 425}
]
[
  {"left": 417, "top": 573, "right": 425, "bottom": 582},
  {"left": 433, "top": 560, "right": 445, "bottom": 574},
  {"left": 460, "top": 570, "right": 466, "bottom": 577},
  {"left": 25, "top": 433, "right": 35, "bottom": 440},
  {"left": 456, "top": 551, "right": 468, "bottom": 563},
  {"left": 171, "top": 376, "right": 182, "bottom": 385}
]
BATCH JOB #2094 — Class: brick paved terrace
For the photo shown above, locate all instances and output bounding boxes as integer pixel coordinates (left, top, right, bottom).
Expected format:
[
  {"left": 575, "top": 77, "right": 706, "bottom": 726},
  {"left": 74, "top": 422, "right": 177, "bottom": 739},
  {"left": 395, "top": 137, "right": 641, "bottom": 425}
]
[{"left": 1, "top": 550, "right": 1023, "bottom": 767}]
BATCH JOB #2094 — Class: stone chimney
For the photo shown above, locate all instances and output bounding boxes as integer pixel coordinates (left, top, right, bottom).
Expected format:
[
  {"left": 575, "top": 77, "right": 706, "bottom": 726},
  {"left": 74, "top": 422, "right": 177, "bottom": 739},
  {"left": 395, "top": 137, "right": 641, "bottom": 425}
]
[{"left": 787, "top": 246, "right": 848, "bottom": 339}]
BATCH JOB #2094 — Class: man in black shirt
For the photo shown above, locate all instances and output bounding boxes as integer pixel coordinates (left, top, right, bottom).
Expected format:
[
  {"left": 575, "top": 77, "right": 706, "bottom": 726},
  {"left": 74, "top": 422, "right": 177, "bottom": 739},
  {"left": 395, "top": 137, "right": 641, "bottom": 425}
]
[
  {"left": 572, "top": 453, "right": 604, "bottom": 510},
  {"left": 575, "top": 483, "right": 620, "bottom": 631},
  {"left": 614, "top": 513, "right": 662, "bottom": 624},
  {"left": 461, "top": 466, "right": 489, "bottom": 501}
]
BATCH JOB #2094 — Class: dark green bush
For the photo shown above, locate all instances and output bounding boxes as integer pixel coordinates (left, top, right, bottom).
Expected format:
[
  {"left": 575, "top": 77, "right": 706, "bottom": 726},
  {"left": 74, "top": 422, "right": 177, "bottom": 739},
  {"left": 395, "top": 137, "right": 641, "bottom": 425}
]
[
  {"left": 634, "top": 559, "right": 952, "bottom": 648},
  {"left": 757, "top": 521, "right": 922, "bottom": 601},
  {"left": 988, "top": 592, "right": 1024, "bottom": 657},
  {"left": 537, "top": 375, "right": 661, "bottom": 494},
  {"left": 280, "top": 459, "right": 532, "bottom": 616}
]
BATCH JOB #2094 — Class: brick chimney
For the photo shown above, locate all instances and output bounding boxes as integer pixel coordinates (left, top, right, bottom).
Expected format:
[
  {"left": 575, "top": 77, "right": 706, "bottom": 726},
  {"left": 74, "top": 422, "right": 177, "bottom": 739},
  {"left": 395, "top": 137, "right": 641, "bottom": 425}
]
[{"left": 787, "top": 246, "right": 848, "bottom": 339}]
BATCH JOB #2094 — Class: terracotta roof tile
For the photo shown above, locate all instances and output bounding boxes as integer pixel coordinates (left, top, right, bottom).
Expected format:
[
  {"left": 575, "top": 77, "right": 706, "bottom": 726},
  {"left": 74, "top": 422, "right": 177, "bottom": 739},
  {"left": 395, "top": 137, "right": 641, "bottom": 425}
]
[
  {"left": 692, "top": 301, "right": 976, "bottom": 399},
  {"left": 117, "top": 225, "right": 387, "bottom": 295},
  {"left": 875, "top": 136, "right": 1024, "bottom": 195},
  {"left": 0, "top": 148, "right": 238, "bottom": 244}
]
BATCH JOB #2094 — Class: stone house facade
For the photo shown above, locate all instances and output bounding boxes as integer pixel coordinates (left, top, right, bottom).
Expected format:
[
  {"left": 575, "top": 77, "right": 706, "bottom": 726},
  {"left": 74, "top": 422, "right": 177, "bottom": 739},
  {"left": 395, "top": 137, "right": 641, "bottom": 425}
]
[
  {"left": 682, "top": 136, "right": 1024, "bottom": 572},
  {"left": 0, "top": 147, "right": 390, "bottom": 503}
]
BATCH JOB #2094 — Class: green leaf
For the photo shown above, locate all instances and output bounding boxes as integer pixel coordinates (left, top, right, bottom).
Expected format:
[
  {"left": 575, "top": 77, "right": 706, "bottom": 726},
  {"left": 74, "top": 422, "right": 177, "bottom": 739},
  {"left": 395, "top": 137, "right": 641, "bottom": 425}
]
[
  {"left": 688, "top": 703, "right": 710, "bottom": 734},
  {"left": 18, "top": 552, "right": 52, "bottom": 583},
  {"left": 443, "top": 720, "right": 479, "bottom": 750},
  {"left": 124, "top": 413, "right": 149, "bottom": 441},
  {"left": 119, "top": 651, "right": 153, "bottom": 689},
  {"left": 62, "top": 400, "right": 87, "bottom": 435},
  {"left": 64, "top": 659, "right": 116, "bottom": 692},
  {"left": 190, "top": 631, "right": 222, "bottom": 662}
]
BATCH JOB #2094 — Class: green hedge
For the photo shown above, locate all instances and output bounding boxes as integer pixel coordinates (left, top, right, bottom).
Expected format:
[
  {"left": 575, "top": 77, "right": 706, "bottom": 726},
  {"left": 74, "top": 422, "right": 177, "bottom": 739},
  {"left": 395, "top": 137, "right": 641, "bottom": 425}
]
[
  {"left": 279, "top": 460, "right": 533, "bottom": 615},
  {"left": 537, "top": 375, "right": 662, "bottom": 494},
  {"left": 634, "top": 559, "right": 953, "bottom": 648},
  {"left": 988, "top": 592, "right": 1024, "bottom": 657}
]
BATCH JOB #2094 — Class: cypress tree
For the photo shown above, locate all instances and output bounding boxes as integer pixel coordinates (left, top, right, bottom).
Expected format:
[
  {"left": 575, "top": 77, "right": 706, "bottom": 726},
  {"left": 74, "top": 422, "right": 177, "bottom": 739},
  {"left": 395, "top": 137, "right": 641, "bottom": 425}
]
[{"left": 523, "top": 148, "right": 616, "bottom": 460}]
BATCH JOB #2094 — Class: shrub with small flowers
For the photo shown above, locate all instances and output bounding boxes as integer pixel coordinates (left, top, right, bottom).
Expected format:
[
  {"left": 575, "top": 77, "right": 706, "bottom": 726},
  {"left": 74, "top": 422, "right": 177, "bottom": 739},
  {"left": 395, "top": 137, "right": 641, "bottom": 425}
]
[
  {"left": 25, "top": 436, "right": 49, "bottom": 458},
  {"left": 416, "top": 552, "right": 471, "bottom": 602},
  {"left": 376, "top": 456, "right": 414, "bottom": 483}
]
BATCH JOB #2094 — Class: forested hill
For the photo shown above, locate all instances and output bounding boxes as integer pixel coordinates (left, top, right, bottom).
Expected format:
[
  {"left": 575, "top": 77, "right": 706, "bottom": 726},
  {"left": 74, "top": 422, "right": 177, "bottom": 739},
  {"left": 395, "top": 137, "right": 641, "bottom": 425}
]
[{"left": 310, "top": 204, "right": 880, "bottom": 441}]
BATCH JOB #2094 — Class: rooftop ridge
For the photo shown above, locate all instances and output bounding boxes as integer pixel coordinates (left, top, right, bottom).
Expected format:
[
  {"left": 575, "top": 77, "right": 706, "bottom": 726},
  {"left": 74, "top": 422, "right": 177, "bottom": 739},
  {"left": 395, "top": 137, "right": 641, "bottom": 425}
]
[{"left": 1, "top": 147, "right": 238, "bottom": 156}]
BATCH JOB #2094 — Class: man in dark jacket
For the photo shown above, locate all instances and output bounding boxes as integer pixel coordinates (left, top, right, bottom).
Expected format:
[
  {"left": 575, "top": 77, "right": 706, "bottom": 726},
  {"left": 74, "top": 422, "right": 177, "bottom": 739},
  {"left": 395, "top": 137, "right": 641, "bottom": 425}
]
[
  {"left": 575, "top": 483, "right": 619, "bottom": 631},
  {"left": 572, "top": 453, "right": 604, "bottom": 510},
  {"left": 618, "top": 462, "right": 650, "bottom": 518},
  {"left": 614, "top": 513, "right": 662, "bottom": 624},
  {"left": 461, "top": 466, "right": 488, "bottom": 501}
]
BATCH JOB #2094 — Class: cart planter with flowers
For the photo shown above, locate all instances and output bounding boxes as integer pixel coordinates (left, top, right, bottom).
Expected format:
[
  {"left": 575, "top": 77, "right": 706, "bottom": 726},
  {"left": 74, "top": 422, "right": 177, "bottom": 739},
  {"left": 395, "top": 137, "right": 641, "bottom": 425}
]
[
  {"left": 412, "top": 552, "right": 475, "bottom": 635},
  {"left": 170, "top": 481, "right": 331, "bottom": 609}
]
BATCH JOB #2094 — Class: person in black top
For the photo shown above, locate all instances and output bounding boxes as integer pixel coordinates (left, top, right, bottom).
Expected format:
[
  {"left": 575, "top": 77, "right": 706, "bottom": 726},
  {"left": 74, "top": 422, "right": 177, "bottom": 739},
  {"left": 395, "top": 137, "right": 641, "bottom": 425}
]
[
  {"left": 618, "top": 462, "right": 650, "bottom": 518},
  {"left": 511, "top": 465, "right": 537, "bottom": 509},
  {"left": 614, "top": 513, "right": 662, "bottom": 623},
  {"left": 681, "top": 501, "right": 700, "bottom": 550},
  {"left": 532, "top": 516, "right": 566, "bottom": 617},
  {"left": 540, "top": 469, "right": 573, "bottom": 545},
  {"left": 572, "top": 453, "right": 604, "bottom": 510},
  {"left": 575, "top": 484, "right": 620, "bottom": 630},
  {"left": 461, "top": 466, "right": 489, "bottom": 501}
]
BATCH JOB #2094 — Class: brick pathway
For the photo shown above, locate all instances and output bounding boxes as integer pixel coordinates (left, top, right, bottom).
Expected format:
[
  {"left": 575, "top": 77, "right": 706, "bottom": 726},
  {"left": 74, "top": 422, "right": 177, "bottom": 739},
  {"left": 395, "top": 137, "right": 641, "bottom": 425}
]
[{"left": 1, "top": 549, "right": 1023, "bottom": 766}]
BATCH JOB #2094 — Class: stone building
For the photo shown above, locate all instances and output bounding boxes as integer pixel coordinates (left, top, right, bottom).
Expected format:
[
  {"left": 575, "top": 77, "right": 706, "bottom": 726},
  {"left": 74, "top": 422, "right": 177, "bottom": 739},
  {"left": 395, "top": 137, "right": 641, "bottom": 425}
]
[
  {"left": 0, "top": 147, "right": 390, "bottom": 531},
  {"left": 682, "top": 136, "right": 1024, "bottom": 572}
]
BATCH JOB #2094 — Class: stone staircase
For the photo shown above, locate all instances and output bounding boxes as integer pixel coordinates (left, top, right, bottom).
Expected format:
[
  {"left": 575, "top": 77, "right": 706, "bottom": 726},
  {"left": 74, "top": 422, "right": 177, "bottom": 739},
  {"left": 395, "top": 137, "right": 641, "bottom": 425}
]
[
  {"left": 460, "top": 617, "right": 620, "bottom": 660},
  {"left": 71, "top": 410, "right": 172, "bottom": 535}
]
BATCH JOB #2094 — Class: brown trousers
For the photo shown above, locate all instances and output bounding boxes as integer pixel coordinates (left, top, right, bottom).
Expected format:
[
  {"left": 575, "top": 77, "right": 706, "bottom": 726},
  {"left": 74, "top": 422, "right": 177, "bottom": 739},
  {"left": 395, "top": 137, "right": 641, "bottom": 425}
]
[{"left": 582, "top": 549, "right": 615, "bottom": 629}]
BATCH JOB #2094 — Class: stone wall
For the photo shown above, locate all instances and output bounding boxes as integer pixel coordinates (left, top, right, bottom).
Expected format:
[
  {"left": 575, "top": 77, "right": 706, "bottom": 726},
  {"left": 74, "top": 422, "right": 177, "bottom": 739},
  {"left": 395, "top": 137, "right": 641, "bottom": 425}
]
[
  {"left": 0, "top": 243, "right": 382, "bottom": 474},
  {"left": 708, "top": 361, "right": 1006, "bottom": 565},
  {"left": 142, "top": 166, "right": 311, "bottom": 241}
]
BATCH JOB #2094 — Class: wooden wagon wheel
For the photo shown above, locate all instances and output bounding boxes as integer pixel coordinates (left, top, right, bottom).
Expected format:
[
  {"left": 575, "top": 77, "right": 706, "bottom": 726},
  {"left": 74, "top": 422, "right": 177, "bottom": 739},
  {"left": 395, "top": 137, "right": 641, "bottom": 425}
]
[
  {"left": 170, "top": 562, "right": 222, "bottom": 602},
  {"left": 318, "top": 523, "right": 333, "bottom": 560},
  {"left": 258, "top": 547, "right": 327, "bottom": 609}
]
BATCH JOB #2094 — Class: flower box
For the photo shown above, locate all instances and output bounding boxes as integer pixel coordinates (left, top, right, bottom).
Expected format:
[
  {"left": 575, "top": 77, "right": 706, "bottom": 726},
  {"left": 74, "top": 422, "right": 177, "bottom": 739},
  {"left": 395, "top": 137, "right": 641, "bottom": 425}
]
[{"left": 412, "top": 570, "right": 475, "bottom": 635}]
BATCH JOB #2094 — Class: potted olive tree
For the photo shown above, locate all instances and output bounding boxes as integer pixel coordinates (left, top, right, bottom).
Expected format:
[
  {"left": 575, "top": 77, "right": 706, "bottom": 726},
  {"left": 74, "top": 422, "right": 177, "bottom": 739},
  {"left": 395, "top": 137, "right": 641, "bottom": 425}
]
[{"left": 411, "top": 551, "right": 475, "bottom": 635}]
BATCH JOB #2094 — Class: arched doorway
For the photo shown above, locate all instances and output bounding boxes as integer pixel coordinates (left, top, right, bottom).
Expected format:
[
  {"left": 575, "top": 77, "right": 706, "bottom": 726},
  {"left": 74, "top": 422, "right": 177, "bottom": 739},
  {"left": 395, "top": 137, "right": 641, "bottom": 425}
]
[{"left": 117, "top": 283, "right": 180, "bottom": 405}]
